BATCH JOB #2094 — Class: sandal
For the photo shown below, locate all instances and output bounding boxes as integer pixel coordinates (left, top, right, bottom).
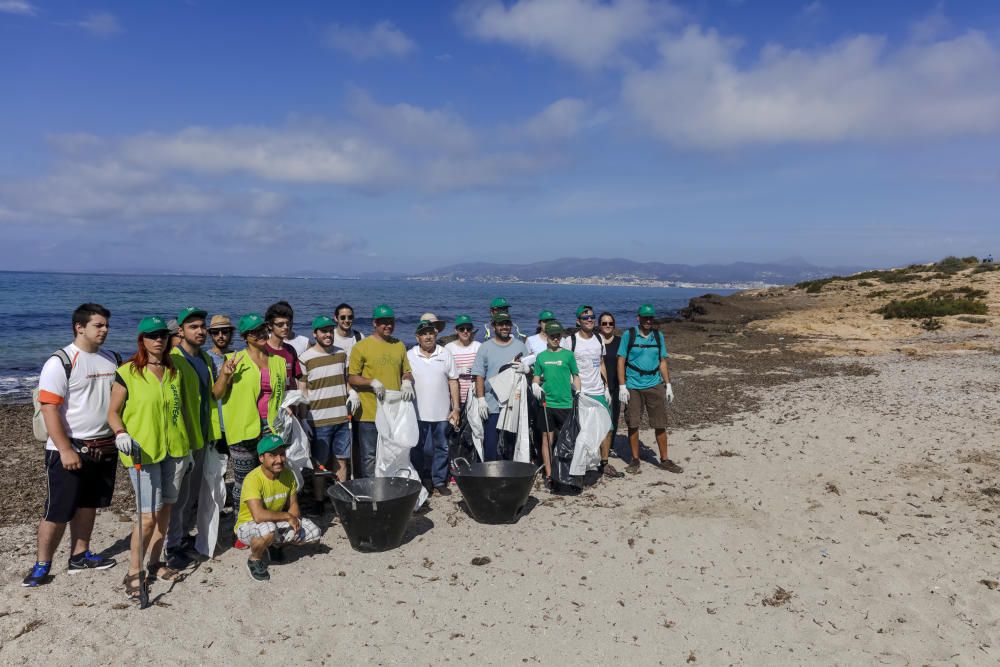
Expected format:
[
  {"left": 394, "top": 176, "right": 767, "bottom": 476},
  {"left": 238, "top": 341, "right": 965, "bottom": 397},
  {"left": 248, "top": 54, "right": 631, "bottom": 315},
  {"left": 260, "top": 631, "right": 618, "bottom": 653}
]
[
  {"left": 148, "top": 561, "right": 181, "bottom": 582},
  {"left": 123, "top": 572, "right": 143, "bottom": 600}
]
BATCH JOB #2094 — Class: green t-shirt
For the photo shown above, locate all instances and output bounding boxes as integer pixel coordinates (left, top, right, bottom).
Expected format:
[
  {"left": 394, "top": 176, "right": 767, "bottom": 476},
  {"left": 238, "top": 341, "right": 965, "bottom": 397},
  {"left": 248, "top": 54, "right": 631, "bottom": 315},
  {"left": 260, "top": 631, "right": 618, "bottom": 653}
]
[
  {"left": 348, "top": 335, "right": 412, "bottom": 422},
  {"left": 533, "top": 348, "right": 579, "bottom": 409},
  {"left": 234, "top": 466, "right": 297, "bottom": 534}
]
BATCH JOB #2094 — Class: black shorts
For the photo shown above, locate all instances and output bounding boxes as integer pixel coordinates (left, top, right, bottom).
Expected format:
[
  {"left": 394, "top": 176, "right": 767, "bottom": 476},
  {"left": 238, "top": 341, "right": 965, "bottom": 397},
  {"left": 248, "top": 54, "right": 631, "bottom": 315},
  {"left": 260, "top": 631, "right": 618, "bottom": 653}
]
[
  {"left": 43, "top": 449, "right": 117, "bottom": 523},
  {"left": 542, "top": 407, "right": 573, "bottom": 434}
]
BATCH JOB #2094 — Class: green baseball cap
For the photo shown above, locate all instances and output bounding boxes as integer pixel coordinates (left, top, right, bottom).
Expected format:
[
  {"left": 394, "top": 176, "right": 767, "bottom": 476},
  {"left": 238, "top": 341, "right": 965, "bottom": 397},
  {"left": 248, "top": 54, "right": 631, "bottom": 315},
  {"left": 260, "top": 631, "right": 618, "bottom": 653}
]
[
  {"left": 137, "top": 316, "right": 169, "bottom": 335},
  {"left": 238, "top": 312, "right": 267, "bottom": 334},
  {"left": 454, "top": 314, "right": 473, "bottom": 328},
  {"left": 544, "top": 321, "right": 564, "bottom": 336},
  {"left": 575, "top": 305, "right": 593, "bottom": 317},
  {"left": 490, "top": 297, "right": 509, "bottom": 309},
  {"left": 537, "top": 310, "right": 555, "bottom": 321},
  {"left": 415, "top": 319, "right": 439, "bottom": 334},
  {"left": 372, "top": 304, "right": 395, "bottom": 320},
  {"left": 257, "top": 434, "right": 286, "bottom": 455},
  {"left": 312, "top": 315, "right": 335, "bottom": 330},
  {"left": 177, "top": 307, "right": 207, "bottom": 325},
  {"left": 637, "top": 304, "right": 656, "bottom": 317},
  {"left": 492, "top": 311, "right": 512, "bottom": 323}
]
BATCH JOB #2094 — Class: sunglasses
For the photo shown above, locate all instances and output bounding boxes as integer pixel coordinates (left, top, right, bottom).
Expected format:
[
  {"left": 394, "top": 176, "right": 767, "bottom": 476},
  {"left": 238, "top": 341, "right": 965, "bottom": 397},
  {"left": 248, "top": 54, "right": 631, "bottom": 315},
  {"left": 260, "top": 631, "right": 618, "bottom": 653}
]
[
  {"left": 338, "top": 315, "right": 354, "bottom": 321},
  {"left": 270, "top": 321, "right": 291, "bottom": 329},
  {"left": 456, "top": 326, "right": 473, "bottom": 333},
  {"left": 246, "top": 327, "right": 269, "bottom": 339},
  {"left": 316, "top": 326, "right": 336, "bottom": 334},
  {"left": 209, "top": 328, "right": 233, "bottom": 335},
  {"left": 579, "top": 314, "right": 595, "bottom": 321},
  {"left": 144, "top": 332, "right": 169, "bottom": 341},
  {"left": 374, "top": 319, "right": 395, "bottom": 326},
  {"left": 600, "top": 321, "right": 615, "bottom": 326}
]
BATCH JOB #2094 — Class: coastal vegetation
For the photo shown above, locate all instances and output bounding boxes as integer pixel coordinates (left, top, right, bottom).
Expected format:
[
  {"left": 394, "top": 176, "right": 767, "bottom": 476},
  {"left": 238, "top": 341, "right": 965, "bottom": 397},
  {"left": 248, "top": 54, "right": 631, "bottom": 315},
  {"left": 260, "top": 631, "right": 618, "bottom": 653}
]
[{"left": 795, "top": 256, "right": 983, "bottom": 294}]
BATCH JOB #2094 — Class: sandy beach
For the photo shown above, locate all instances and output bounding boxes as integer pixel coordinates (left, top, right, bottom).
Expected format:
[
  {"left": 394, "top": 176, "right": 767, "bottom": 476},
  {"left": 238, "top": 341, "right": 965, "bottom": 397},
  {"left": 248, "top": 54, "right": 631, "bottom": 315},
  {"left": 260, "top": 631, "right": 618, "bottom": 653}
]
[{"left": 2, "top": 267, "right": 999, "bottom": 665}]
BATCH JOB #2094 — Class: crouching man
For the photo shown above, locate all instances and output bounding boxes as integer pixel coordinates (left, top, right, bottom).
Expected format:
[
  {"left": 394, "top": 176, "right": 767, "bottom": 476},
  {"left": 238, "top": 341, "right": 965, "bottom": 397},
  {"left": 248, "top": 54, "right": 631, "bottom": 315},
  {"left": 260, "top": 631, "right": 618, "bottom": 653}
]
[{"left": 235, "top": 435, "right": 320, "bottom": 582}]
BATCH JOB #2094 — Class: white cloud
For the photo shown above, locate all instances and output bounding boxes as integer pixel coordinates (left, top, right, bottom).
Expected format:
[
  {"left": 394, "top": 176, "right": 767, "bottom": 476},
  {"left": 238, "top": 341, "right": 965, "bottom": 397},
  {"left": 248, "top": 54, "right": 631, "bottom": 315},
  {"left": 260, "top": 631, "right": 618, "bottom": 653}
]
[
  {"left": 517, "top": 97, "right": 589, "bottom": 142},
  {"left": 621, "top": 25, "right": 1000, "bottom": 149},
  {"left": 0, "top": 0, "right": 36, "bottom": 16},
  {"left": 458, "top": 0, "right": 678, "bottom": 69},
  {"left": 76, "top": 11, "right": 122, "bottom": 37},
  {"left": 346, "top": 90, "right": 477, "bottom": 153},
  {"left": 324, "top": 20, "right": 416, "bottom": 60}
]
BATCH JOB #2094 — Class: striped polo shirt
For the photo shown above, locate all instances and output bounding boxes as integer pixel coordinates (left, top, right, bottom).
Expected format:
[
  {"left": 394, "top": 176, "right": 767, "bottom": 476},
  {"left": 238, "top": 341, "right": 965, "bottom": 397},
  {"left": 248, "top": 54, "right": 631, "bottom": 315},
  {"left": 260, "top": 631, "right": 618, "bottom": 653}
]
[{"left": 298, "top": 345, "right": 349, "bottom": 427}]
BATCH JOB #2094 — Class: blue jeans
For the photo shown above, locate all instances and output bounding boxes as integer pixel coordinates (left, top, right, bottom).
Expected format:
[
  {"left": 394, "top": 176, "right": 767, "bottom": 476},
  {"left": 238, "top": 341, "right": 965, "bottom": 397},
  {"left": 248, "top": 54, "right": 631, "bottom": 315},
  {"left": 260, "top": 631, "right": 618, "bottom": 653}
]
[
  {"left": 483, "top": 412, "right": 516, "bottom": 462},
  {"left": 357, "top": 421, "right": 378, "bottom": 478},
  {"left": 311, "top": 422, "right": 351, "bottom": 464},
  {"left": 411, "top": 421, "right": 449, "bottom": 487}
]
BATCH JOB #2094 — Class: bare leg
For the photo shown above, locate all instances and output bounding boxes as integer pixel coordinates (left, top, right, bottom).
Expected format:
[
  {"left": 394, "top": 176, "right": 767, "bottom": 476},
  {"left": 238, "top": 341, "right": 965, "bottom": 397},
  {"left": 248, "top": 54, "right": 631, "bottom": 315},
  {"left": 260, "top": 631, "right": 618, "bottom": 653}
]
[
  {"left": 654, "top": 428, "right": 668, "bottom": 461},
  {"left": 335, "top": 458, "right": 349, "bottom": 483},
  {"left": 35, "top": 520, "right": 67, "bottom": 563},
  {"left": 127, "top": 512, "right": 156, "bottom": 576},
  {"left": 147, "top": 504, "right": 172, "bottom": 565},
  {"left": 541, "top": 432, "right": 553, "bottom": 477},
  {"left": 599, "top": 432, "right": 613, "bottom": 460},
  {"left": 628, "top": 428, "right": 640, "bottom": 462},
  {"left": 69, "top": 507, "right": 97, "bottom": 557},
  {"left": 250, "top": 532, "right": 275, "bottom": 561}
]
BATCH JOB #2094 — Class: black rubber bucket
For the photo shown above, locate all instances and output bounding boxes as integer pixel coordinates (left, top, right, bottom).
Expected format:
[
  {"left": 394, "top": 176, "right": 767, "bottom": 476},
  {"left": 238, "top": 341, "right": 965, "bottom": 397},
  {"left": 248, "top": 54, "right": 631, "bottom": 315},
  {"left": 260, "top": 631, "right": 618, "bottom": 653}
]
[
  {"left": 327, "top": 477, "right": 423, "bottom": 552},
  {"left": 452, "top": 458, "right": 541, "bottom": 524}
]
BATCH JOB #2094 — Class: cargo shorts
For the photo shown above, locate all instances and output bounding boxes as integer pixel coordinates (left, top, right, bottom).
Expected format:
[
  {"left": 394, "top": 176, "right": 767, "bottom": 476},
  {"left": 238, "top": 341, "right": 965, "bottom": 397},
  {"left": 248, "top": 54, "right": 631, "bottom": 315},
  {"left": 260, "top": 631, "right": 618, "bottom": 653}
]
[{"left": 625, "top": 383, "right": 668, "bottom": 430}]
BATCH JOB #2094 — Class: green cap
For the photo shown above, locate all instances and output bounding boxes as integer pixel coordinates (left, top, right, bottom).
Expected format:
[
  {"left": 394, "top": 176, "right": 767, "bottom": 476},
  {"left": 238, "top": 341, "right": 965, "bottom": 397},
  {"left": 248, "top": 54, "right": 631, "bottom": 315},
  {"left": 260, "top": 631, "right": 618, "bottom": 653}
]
[
  {"left": 492, "top": 312, "right": 511, "bottom": 323},
  {"left": 312, "top": 315, "right": 335, "bottom": 330},
  {"left": 416, "top": 319, "right": 438, "bottom": 334},
  {"left": 137, "top": 316, "right": 169, "bottom": 335},
  {"left": 575, "top": 305, "right": 593, "bottom": 317},
  {"left": 544, "top": 321, "right": 564, "bottom": 336},
  {"left": 372, "top": 304, "right": 395, "bottom": 320},
  {"left": 256, "top": 434, "right": 286, "bottom": 456},
  {"left": 637, "top": 304, "right": 656, "bottom": 317},
  {"left": 454, "top": 314, "right": 473, "bottom": 328},
  {"left": 238, "top": 312, "right": 267, "bottom": 334},
  {"left": 537, "top": 310, "right": 555, "bottom": 322},
  {"left": 490, "top": 297, "right": 509, "bottom": 309},
  {"left": 177, "top": 307, "right": 207, "bottom": 325}
]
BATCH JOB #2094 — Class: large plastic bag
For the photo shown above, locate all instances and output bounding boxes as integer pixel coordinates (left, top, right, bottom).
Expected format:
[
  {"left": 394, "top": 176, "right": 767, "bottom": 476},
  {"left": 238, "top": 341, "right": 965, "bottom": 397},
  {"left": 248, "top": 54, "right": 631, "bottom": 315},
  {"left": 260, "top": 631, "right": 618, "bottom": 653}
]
[
  {"left": 279, "top": 390, "right": 312, "bottom": 490},
  {"left": 493, "top": 367, "right": 531, "bottom": 462},
  {"left": 460, "top": 396, "right": 485, "bottom": 462},
  {"left": 571, "top": 394, "right": 611, "bottom": 475},
  {"left": 194, "top": 447, "right": 227, "bottom": 558},
  {"left": 551, "top": 396, "right": 582, "bottom": 490},
  {"left": 375, "top": 390, "right": 428, "bottom": 508}
]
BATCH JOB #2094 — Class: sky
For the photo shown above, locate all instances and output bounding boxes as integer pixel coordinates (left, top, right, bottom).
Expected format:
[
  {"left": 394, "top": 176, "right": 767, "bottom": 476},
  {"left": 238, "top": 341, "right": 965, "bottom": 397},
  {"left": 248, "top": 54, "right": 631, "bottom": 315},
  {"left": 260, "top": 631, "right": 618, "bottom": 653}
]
[{"left": 2, "top": 0, "right": 999, "bottom": 275}]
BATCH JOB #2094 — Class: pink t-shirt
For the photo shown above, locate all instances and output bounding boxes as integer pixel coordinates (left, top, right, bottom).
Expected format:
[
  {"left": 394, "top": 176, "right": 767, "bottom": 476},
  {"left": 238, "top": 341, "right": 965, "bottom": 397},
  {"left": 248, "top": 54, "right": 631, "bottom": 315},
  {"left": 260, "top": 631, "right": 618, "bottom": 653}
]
[{"left": 257, "top": 367, "right": 271, "bottom": 421}]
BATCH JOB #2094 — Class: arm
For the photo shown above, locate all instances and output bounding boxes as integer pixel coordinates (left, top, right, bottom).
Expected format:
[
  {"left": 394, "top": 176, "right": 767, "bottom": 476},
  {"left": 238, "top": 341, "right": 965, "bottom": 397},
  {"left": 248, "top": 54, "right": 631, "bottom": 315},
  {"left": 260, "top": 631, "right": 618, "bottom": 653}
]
[
  {"left": 107, "top": 382, "right": 127, "bottom": 435},
  {"left": 246, "top": 497, "right": 300, "bottom": 532},
  {"left": 475, "top": 376, "right": 485, "bottom": 399},
  {"left": 616, "top": 355, "right": 626, "bottom": 387},
  {"left": 448, "top": 379, "right": 460, "bottom": 423},
  {"left": 660, "top": 357, "right": 670, "bottom": 384},
  {"left": 572, "top": 374, "right": 582, "bottom": 394}
]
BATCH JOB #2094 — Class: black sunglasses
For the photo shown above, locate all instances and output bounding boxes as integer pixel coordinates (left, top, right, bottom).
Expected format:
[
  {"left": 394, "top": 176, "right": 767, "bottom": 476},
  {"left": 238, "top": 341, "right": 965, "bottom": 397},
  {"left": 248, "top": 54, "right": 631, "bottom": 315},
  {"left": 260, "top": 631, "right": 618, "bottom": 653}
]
[
  {"left": 456, "top": 326, "right": 473, "bottom": 333},
  {"left": 338, "top": 315, "right": 353, "bottom": 321},
  {"left": 144, "top": 332, "right": 169, "bottom": 341},
  {"left": 246, "top": 327, "right": 269, "bottom": 339},
  {"left": 209, "top": 328, "right": 233, "bottom": 335},
  {"left": 600, "top": 320, "right": 614, "bottom": 326}
]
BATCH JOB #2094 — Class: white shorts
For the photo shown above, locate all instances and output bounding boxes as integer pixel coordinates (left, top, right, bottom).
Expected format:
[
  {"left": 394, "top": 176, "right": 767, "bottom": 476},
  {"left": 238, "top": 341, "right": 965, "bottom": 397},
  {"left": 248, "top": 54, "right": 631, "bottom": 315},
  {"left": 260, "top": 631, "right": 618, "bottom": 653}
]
[{"left": 235, "top": 518, "right": 320, "bottom": 545}]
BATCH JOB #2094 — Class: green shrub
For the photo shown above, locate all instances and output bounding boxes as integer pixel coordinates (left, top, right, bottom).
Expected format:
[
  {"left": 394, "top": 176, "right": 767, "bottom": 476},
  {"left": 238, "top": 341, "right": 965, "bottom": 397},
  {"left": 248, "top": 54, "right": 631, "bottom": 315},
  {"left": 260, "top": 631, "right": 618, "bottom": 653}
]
[
  {"left": 880, "top": 272, "right": 921, "bottom": 284},
  {"left": 957, "top": 316, "right": 988, "bottom": 324},
  {"left": 876, "top": 298, "right": 988, "bottom": 319},
  {"left": 865, "top": 289, "right": 892, "bottom": 299},
  {"left": 972, "top": 263, "right": 1000, "bottom": 274},
  {"left": 932, "top": 256, "right": 975, "bottom": 274}
]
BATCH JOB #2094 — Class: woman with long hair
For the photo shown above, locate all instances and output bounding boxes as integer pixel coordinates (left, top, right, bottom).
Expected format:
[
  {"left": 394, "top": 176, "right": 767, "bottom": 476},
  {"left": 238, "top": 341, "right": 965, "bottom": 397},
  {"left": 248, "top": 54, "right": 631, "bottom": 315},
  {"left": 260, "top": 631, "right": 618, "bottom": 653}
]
[
  {"left": 213, "top": 313, "right": 287, "bottom": 548},
  {"left": 108, "top": 316, "right": 192, "bottom": 600},
  {"left": 597, "top": 311, "right": 622, "bottom": 439}
]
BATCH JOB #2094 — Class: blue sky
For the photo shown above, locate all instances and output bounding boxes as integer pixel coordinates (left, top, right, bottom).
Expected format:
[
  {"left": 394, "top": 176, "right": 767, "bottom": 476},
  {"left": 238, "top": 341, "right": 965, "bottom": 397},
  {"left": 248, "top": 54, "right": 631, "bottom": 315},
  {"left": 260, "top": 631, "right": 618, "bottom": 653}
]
[{"left": 2, "top": 0, "right": 999, "bottom": 274}]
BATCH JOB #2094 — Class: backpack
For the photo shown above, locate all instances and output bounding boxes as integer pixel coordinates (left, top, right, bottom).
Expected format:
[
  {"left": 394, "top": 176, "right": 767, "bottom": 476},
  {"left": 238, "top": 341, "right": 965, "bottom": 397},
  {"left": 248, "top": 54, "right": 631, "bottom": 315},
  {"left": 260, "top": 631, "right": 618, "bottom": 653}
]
[
  {"left": 622, "top": 327, "right": 663, "bottom": 376},
  {"left": 32, "top": 348, "right": 121, "bottom": 442},
  {"left": 353, "top": 330, "right": 362, "bottom": 342},
  {"left": 569, "top": 332, "right": 606, "bottom": 355}
]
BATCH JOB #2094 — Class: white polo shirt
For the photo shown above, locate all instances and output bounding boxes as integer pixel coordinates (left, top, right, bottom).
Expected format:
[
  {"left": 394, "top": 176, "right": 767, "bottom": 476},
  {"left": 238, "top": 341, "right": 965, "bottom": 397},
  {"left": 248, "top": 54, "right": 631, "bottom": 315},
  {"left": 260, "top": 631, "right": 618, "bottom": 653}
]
[{"left": 407, "top": 344, "right": 459, "bottom": 422}]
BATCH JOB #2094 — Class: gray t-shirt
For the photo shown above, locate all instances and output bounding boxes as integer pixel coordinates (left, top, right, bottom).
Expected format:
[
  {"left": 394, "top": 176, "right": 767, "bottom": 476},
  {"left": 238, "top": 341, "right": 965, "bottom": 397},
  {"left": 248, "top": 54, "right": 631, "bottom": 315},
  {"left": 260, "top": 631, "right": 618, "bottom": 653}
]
[{"left": 471, "top": 338, "right": 529, "bottom": 414}]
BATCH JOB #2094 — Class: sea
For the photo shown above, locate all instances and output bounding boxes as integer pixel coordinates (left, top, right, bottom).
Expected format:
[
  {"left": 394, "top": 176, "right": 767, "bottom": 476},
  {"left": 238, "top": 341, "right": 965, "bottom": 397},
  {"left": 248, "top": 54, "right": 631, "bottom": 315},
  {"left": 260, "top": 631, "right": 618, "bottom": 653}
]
[{"left": 0, "top": 271, "right": 737, "bottom": 404}]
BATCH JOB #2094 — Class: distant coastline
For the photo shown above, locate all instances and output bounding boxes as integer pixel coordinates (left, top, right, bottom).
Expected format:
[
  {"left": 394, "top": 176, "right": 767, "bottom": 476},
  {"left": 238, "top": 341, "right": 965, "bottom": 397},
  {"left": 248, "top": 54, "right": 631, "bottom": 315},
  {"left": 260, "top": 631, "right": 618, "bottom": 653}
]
[{"left": 405, "top": 276, "right": 774, "bottom": 290}]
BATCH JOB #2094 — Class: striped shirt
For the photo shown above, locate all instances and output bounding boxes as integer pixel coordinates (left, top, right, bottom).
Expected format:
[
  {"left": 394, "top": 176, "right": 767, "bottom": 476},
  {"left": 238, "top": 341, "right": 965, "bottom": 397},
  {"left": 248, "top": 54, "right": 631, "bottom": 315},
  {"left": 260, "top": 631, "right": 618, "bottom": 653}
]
[
  {"left": 445, "top": 340, "right": 481, "bottom": 406},
  {"left": 299, "top": 345, "right": 349, "bottom": 427}
]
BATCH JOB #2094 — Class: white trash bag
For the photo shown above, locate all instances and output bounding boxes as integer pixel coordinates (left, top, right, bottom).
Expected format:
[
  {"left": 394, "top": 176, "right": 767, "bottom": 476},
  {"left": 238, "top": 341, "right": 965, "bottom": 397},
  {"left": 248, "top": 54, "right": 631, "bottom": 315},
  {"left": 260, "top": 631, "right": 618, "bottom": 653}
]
[
  {"left": 375, "top": 390, "right": 428, "bottom": 508},
  {"left": 279, "top": 390, "right": 312, "bottom": 490},
  {"left": 570, "top": 393, "right": 612, "bottom": 476},
  {"left": 194, "top": 446, "right": 227, "bottom": 558}
]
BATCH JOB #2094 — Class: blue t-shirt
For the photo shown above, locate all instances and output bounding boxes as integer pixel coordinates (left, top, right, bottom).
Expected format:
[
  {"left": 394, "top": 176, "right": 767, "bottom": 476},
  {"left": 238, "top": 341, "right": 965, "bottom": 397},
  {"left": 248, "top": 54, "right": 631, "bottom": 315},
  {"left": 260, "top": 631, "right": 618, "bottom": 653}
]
[
  {"left": 471, "top": 337, "right": 529, "bottom": 413},
  {"left": 617, "top": 328, "right": 668, "bottom": 390}
]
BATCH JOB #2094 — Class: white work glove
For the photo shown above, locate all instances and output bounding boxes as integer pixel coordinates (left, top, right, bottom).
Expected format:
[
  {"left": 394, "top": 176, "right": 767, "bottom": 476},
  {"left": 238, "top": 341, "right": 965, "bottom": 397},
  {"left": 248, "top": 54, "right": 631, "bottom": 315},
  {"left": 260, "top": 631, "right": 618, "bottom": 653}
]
[
  {"left": 476, "top": 396, "right": 490, "bottom": 421},
  {"left": 400, "top": 379, "right": 415, "bottom": 402},
  {"left": 115, "top": 432, "right": 134, "bottom": 455},
  {"left": 603, "top": 387, "right": 612, "bottom": 404},
  {"left": 510, "top": 360, "right": 531, "bottom": 375},
  {"left": 618, "top": 385, "right": 630, "bottom": 405},
  {"left": 532, "top": 383, "right": 544, "bottom": 401},
  {"left": 665, "top": 382, "right": 674, "bottom": 404},
  {"left": 370, "top": 379, "right": 385, "bottom": 401},
  {"left": 346, "top": 389, "right": 359, "bottom": 414}
]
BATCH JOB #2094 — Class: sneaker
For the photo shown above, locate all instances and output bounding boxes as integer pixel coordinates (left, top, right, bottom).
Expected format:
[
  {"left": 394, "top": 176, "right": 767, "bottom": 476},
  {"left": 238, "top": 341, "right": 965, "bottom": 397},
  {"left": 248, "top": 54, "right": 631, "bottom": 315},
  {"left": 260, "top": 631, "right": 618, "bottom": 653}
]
[
  {"left": 657, "top": 459, "right": 684, "bottom": 473},
  {"left": 601, "top": 462, "right": 625, "bottom": 479},
  {"left": 434, "top": 485, "right": 452, "bottom": 497},
  {"left": 164, "top": 548, "right": 192, "bottom": 571},
  {"left": 625, "top": 460, "right": 641, "bottom": 475},
  {"left": 246, "top": 558, "right": 270, "bottom": 582},
  {"left": 267, "top": 546, "right": 285, "bottom": 564},
  {"left": 234, "top": 538, "right": 249, "bottom": 550},
  {"left": 68, "top": 551, "right": 117, "bottom": 572},
  {"left": 22, "top": 561, "right": 52, "bottom": 587}
]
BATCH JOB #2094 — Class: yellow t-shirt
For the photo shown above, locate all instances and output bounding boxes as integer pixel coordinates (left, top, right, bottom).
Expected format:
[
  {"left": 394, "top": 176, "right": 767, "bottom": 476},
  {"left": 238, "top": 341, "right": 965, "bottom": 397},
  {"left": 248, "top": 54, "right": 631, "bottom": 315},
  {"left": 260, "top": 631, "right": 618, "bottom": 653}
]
[
  {"left": 234, "top": 466, "right": 297, "bottom": 534},
  {"left": 348, "top": 335, "right": 412, "bottom": 422}
]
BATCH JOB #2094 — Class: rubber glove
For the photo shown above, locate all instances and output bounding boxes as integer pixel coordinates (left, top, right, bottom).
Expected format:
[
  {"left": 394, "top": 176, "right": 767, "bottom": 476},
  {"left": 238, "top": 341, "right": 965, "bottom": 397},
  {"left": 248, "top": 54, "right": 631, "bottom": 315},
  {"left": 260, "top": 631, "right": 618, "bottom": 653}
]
[
  {"left": 370, "top": 379, "right": 385, "bottom": 401},
  {"left": 346, "top": 389, "right": 359, "bottom": 414},
  {"left": 618, "top": 385, "right": 630, "bottom": 405},
  {"left": 603, "top": 387, "right": 612, "bottom": 404},
  {"left": 510, "top": 360, "right": 531, "bottom": 375},
  {"left": 532, "top": 383, "right": 544, "bottom": 401},
  {"left": 400, "top": 379, "right": 415, "bottom": 402},
  {"left": 115, "top": 432, "right": 134, "bottom": 455},
  {"left": 665, "top": 382, "right": 674, "bottom": 404},
  {"left": 476, "top": 396, "right": 490, "bottom": 421}
]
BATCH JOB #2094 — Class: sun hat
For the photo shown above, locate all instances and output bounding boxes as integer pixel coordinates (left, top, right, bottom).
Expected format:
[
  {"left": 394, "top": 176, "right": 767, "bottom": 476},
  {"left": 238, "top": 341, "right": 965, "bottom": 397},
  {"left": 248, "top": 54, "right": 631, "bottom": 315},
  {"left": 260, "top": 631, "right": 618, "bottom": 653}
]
[
  {"left": 418, "top": 312, "right": 446, "bottom": 333},
  {"left": 177, "top": 307, "right": 207, "bottom": 325},
  {"left": 257, "top": 434, "right": 287, "bottom": 455},
  {"left": 238, "top": 312, "right": 267, "bottom": 334},
  {"left": 208, "top": 315, "right": 234, "bottom": 330},
  {"left": 137, "top": 316, "right": 169, "bottom": 335}
]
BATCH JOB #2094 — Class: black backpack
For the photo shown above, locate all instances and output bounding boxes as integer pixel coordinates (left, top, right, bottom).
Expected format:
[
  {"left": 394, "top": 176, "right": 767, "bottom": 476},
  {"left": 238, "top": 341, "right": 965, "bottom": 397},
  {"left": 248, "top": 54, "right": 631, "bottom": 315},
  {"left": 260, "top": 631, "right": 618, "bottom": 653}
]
[{"left": 622, "top": 327, "right": 663, "bottom": 376}]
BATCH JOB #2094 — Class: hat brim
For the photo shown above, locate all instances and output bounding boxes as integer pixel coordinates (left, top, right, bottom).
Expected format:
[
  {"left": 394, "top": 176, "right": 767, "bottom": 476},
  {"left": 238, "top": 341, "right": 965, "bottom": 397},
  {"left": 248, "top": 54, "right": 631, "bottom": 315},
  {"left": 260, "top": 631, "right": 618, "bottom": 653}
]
[{"left": 180, "top": 310, "right": 208, "bottom": 324}]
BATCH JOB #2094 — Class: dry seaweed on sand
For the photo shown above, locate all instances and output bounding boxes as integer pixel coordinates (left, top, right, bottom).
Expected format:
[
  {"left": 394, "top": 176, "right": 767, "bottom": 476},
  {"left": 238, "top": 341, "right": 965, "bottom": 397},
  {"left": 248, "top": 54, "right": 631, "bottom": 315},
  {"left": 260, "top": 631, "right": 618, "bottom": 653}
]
[{"left": 761, "top": 587, "right": 794, "bottom": 607}]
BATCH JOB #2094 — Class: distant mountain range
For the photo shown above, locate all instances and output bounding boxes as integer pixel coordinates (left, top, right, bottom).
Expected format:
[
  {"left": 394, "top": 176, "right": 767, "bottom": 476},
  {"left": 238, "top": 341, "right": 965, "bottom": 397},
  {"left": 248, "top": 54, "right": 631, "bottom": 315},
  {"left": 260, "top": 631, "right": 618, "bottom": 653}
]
[{"left": 404, "top": 256, "right": 867, "bottom": 286}]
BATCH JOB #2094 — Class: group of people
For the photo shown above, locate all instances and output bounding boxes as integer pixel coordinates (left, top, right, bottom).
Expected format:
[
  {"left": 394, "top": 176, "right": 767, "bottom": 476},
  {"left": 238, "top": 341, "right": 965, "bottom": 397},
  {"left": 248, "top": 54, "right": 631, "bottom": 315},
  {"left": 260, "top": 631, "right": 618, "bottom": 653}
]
[{"left": 25, "top": 297, "right": 680, "bottom": 595}]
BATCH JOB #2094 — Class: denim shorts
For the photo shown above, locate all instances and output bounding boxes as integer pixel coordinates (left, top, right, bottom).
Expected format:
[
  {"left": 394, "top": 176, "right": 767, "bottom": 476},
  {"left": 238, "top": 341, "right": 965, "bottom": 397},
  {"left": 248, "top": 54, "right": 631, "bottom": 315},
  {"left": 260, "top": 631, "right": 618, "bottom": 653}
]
[
  {"left": 127, "top": 454, "right": 192, "bottom": 514},
  {"left": 311, "top": 421, "right": 351, "bottom": 462}
]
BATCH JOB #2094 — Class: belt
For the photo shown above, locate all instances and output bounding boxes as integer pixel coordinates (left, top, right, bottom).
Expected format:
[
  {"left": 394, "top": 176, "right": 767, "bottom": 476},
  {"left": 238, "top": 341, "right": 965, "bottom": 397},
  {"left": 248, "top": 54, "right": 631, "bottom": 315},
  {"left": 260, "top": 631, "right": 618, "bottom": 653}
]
[{"left": 72, "top": 436, "right": 116, "bottom": 453}]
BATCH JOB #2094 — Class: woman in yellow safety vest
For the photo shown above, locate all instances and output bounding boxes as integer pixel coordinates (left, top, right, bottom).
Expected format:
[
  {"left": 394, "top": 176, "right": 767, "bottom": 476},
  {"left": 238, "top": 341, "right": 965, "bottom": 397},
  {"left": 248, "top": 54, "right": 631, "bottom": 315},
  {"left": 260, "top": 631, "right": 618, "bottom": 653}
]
[
  {"left": 212, "top": 312, "right": 287, "bottom": 548},
  {"left": 108, "top": 316, "right": 193, "bottom": 601}
]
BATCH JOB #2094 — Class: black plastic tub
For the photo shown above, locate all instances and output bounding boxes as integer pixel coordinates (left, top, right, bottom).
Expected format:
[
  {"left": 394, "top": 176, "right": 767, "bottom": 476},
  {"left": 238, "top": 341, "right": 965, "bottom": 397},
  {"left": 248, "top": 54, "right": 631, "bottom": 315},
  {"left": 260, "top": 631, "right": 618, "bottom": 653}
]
[
  {"left": 452, "top": 458, "right": 541, "bottom": 524},
  {"left": 327, "top": 477, "right": 423, "bottom": 552}
]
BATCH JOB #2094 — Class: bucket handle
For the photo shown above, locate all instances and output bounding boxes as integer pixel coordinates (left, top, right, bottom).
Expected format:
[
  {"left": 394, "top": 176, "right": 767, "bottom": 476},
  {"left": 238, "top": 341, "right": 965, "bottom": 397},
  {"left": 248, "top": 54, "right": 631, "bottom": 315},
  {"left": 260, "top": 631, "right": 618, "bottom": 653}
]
[
  {"left": 452, "top": 457, "right": 472, "bottom": 470},
  {"left": 394, "top": 467, "right": 415, "bottom": 479},
  {"left": 335, "top": 481, "right": 376, "bottom": 512}
]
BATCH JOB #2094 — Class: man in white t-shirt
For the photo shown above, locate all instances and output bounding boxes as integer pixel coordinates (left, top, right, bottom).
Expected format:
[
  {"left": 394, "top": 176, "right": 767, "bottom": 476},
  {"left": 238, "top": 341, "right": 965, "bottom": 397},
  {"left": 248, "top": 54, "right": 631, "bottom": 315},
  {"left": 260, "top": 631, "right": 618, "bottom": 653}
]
[
  {"left": 563, "top": 305, "right": 623, "bottom": 479},
  {"left": 24, "top": 303, "right": 120, "bottom": 588},
  {"left": 332, "top": 303, "right": 364, "bottom": 359},
  {"left": 408, "top": 315, "right": 460, "bottom": 496}
]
